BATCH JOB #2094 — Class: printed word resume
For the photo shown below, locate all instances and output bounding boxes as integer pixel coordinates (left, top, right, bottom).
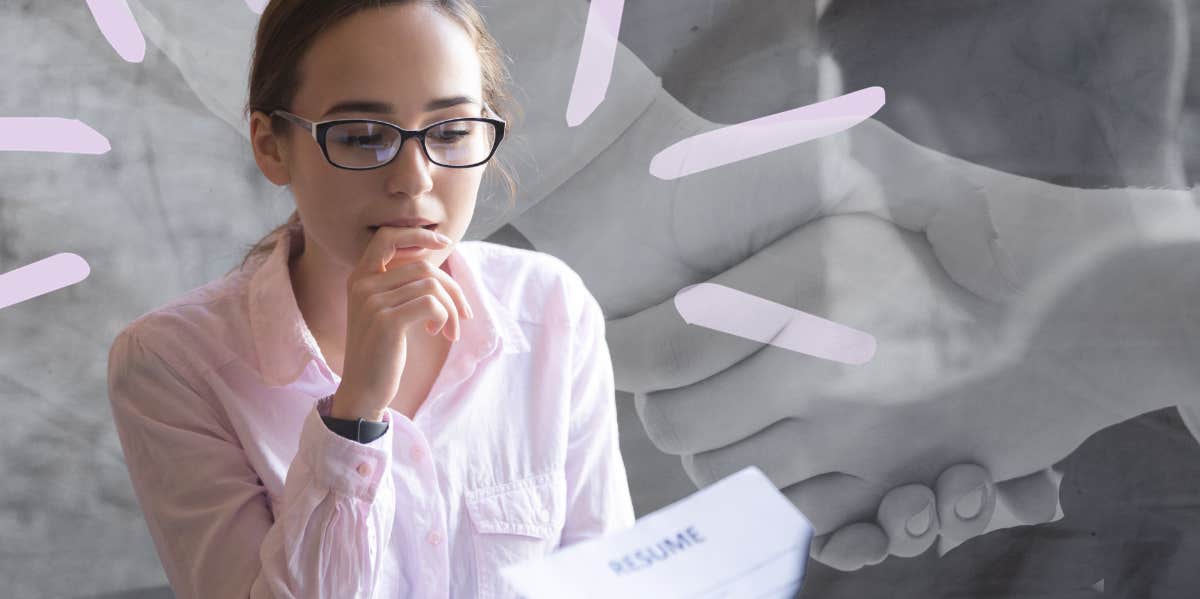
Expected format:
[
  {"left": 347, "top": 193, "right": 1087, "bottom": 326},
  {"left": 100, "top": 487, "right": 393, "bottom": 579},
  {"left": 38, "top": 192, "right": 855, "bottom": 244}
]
[{"left": 501, "top": 466, "right": 814, "bottom": 599}]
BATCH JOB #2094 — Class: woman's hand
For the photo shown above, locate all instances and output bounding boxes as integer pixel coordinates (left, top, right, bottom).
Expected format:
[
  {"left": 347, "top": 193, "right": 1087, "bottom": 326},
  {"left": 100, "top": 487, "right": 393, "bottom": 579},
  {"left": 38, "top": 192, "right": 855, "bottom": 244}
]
[{"left": 331, "top": 226, "right": 473, "bottom": 421}]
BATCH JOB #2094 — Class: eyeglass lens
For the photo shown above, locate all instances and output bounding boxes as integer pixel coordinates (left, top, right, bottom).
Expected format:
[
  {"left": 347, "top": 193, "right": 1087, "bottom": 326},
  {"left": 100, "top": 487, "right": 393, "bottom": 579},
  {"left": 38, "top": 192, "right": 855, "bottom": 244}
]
[{"left": 326, "top": 119, "right": 497, "bottom": 168}]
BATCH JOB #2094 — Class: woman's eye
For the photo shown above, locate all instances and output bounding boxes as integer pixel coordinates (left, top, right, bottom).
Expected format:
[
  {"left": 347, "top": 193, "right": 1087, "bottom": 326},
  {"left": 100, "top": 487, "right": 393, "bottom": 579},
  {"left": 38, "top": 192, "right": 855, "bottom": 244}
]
[
  {"left": 431, "top": 129, "right": 471, "bottom": 143},
  {"left": 336, "top": 134, "right": 386, "bottom": 148}
]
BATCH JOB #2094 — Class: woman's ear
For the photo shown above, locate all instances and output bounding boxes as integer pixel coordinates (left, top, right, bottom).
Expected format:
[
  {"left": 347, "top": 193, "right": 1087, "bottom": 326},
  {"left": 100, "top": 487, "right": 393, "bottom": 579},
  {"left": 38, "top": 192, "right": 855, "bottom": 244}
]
[{"left": 250, "top": 111, "right": 292, "bottom": 186}]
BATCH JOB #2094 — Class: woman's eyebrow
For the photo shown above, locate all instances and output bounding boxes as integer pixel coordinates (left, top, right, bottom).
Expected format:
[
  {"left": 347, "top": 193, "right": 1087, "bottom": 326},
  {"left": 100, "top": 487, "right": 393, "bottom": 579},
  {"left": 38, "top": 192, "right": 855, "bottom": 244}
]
[{"left": 321, "top": 95, "right": 480, "bottom": 118}]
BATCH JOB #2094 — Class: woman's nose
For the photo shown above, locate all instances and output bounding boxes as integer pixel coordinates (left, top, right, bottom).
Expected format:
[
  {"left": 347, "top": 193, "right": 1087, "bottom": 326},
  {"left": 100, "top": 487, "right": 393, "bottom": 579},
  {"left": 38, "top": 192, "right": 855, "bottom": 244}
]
[{"left": 385, "top": 135, "right": 434, "bottom": 196}]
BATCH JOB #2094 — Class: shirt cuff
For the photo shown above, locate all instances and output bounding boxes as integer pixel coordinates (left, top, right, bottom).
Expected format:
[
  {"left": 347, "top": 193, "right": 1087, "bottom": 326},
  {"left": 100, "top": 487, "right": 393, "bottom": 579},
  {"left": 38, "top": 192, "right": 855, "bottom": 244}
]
[
  {"left": 299, "top": 396, "right": 393, "bottom": 501},
  {"left": 321, "top": 412, "right": 389, "bottom": 444}
]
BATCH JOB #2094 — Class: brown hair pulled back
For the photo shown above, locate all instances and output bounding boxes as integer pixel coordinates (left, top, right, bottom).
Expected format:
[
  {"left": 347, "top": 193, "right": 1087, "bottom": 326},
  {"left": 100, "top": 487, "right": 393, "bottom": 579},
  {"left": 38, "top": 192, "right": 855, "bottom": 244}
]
[{"left": 233, "top": 0, "right": 521, "bottom": 274}]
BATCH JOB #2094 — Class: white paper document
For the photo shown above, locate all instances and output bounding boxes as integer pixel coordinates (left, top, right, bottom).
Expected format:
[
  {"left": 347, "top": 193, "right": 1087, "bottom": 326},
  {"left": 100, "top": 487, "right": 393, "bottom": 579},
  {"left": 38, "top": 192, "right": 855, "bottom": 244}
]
[{"left": 501, "top": 466, "right": 814, "bottom": 599}]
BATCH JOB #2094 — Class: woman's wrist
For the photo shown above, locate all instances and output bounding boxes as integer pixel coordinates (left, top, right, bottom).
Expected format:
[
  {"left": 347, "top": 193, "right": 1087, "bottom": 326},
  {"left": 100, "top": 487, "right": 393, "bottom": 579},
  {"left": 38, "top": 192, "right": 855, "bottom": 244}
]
[{"left": 329, "top": 385, "right": 387, "bottom": 422}]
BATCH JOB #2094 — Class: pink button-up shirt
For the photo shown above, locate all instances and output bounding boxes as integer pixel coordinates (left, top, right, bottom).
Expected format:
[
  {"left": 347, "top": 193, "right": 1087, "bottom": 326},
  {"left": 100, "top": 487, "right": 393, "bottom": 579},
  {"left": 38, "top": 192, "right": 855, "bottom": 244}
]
[{"left": 106, "top": 224, "right": 635, "bottom": 598}]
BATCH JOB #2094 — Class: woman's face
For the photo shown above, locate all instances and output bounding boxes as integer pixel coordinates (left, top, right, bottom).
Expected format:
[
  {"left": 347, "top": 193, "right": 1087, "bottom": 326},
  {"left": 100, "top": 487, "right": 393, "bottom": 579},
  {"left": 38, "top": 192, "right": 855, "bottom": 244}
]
[{"left": 275, "top": 3, "right": 487, "bottom": 271}]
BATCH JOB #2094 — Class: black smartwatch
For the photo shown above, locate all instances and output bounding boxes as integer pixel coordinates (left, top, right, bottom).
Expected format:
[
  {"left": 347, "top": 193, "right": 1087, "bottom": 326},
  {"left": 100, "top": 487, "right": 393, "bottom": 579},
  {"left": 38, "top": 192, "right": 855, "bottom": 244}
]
[{"left": 320, "top": 399, "right": 388, "bottom": 444}]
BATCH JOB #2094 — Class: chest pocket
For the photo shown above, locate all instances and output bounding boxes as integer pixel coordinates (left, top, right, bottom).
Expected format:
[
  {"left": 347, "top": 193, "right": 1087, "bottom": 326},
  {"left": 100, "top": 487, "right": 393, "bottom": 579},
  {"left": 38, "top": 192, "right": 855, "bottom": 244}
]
[{"left": 465, "top": 470, "right": 566, "bottom": 599}]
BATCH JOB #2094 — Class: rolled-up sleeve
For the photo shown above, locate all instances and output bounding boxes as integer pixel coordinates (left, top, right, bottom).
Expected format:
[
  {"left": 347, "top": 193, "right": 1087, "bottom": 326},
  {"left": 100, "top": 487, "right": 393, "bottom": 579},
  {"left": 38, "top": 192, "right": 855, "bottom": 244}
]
[
  {"left": 559, "top": 291, "right": 637, "bottom": 547},
  {"left": 107, "top": 328, "right": 397, "bottom": 598}
]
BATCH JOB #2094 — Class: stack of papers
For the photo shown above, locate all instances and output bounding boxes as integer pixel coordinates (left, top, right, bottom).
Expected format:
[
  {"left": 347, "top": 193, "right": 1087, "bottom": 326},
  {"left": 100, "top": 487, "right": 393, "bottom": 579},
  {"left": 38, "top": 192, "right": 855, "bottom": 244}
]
[{"left": 501, "top": 466, "right": 814, "bottom": 599}]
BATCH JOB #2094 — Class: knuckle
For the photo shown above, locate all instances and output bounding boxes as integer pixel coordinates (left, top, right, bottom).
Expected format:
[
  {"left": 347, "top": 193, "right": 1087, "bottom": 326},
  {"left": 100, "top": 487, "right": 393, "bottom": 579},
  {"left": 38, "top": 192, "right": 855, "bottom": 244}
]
[
  {"left": 414, "top": 294, "right": 439, "bottom": 311},
  {"left": 635, "top": 393, "right": 688, "bottom": 455},
  {"left": 385, "top": 304, "right": 407, "bottom": 322},
  {"left": 347, "top": 276, "right": 367, "bottom": 298},
  {"left": 364, "top": 305, "right": 387, "bottom": 328},
  {"left": 414, "top": 260, "right": 435, "bottom": 276},
  {"left": 362, "top": 293, "right": 384, "bottom": 313},
  {"left": 419, "top": 277, "right": 441, "bottom": 292}
]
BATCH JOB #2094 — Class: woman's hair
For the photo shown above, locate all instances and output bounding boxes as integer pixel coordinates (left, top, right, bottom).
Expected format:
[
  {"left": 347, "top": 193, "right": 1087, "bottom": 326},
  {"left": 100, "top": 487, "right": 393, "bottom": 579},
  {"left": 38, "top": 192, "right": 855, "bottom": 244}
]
[{"left": 233, "top": 0, "right": 522, "bottom": 273}]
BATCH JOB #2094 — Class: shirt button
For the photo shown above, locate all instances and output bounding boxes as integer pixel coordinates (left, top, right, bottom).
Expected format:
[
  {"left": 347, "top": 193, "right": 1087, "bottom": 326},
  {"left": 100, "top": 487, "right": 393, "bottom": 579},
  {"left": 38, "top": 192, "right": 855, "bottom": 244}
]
[
  {"left": 356, "top": 462, "right": 371, "bottom": 477},
  {"left": 409, "top": 445, "right": 424, "bottom": 461},
  {"left": 427, "top": 530, "right": 442, "bottom": 546}
]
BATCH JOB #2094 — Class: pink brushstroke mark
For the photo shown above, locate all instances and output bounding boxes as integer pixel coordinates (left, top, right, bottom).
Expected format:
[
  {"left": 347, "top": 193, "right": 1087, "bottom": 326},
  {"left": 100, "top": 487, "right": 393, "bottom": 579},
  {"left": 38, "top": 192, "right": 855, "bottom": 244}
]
[
  {"left": 245, "top": 0, "right": 268, "bottom": 14},
  {"left": 650, "top": 86, "right": 886, "bottom": 180},
  {"left": 0, "top": 253, "right": 91, "bottom": 311},
  {"left": 85, "top": 0, "right": 145, "bottom": 63},
  {"left": 674, "top": 282, "right": 876, "bottom": 365},
  {"left": 566, "top": 0, "right": 625, "bottom": 127},
  {"left": 0, "top": 118, "right": 111, "bottom": 154}
]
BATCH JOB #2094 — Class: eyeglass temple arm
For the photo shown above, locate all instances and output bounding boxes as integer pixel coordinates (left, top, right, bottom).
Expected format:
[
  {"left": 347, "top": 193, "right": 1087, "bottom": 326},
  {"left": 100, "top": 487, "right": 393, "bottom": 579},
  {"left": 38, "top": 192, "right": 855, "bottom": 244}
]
[
  {"left": 481, "top": 102, "right": 506, "bottom": 122},
  {"left": 271, "top": 109, "right": 317, "bottom": 137}
]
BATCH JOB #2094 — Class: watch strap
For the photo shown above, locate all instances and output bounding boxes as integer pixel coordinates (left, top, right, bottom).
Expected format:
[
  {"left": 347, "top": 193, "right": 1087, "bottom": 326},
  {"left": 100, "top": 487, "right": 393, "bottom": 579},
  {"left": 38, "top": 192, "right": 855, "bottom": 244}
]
[{"left": 318, "top": 395, "right": 388, "bottom": 444}]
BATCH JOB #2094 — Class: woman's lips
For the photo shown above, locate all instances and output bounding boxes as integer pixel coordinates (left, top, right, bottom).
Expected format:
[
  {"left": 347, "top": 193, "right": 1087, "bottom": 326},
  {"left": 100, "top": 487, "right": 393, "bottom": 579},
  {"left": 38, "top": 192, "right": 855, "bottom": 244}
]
[
  {"left": 368, "top": 223, "right": 439, "bottom": 249},
  {"left": 369, "top": 223, "right": 438, "bottom": 230}
]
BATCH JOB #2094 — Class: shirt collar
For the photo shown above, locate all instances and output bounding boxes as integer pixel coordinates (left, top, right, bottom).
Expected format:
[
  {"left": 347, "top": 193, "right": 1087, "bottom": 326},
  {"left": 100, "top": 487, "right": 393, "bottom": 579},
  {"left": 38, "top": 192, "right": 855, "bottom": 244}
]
[{"left": 247, "top": 224, "right": 530, "bottom": 389}]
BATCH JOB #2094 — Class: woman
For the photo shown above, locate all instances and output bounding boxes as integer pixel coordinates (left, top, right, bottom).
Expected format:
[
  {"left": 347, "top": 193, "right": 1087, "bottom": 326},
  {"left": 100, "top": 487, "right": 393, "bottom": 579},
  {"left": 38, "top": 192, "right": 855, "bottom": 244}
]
[{"left": 106, "top": 1, "right": 634, "bottom": 597}]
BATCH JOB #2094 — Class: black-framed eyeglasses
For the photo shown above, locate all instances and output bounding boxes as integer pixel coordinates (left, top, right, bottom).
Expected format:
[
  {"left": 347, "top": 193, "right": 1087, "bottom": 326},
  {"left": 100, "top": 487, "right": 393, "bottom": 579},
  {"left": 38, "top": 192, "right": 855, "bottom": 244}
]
[{"left": 270, "top": 105, "right": 505, "bottom": 170}]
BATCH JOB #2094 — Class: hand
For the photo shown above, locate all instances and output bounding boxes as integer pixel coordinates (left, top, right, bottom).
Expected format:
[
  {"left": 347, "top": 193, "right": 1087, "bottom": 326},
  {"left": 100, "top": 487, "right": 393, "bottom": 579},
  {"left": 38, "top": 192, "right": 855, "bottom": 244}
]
[
  {"left": 798, "top": 463, "right": 1065, "bottom": 571},
  {"left": 616, "top": 214, "right": 1072, "bottom": 569},
  {"left": 616, "top": 213, "right": 1200, "bottom": 569},
  {"left": 332, "top": 226, "right": 472, "bottom": 421}
]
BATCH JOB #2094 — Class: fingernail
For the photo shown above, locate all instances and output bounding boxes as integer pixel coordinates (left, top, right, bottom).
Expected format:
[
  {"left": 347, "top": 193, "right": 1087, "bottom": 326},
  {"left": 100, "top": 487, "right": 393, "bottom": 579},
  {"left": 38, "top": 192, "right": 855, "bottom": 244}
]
[
  {"left": 905, "top": 502, "right": 934, "bottom": 537},
  {"left": 434, "top": 231, "right": 452, "bottom": 244},
  {"left": 955, "top": 485, "right": 987, "bottom": 520},
  {"left": 466, "top": 304, "right": 475, "bottom": 319}
]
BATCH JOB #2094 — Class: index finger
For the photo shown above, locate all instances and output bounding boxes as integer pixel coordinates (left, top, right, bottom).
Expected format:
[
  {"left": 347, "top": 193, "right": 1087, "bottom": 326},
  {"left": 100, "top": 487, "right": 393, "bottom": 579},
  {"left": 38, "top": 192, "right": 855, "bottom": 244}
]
[{"left": 358, "top": 226, "right": 451, "bottom": 275}]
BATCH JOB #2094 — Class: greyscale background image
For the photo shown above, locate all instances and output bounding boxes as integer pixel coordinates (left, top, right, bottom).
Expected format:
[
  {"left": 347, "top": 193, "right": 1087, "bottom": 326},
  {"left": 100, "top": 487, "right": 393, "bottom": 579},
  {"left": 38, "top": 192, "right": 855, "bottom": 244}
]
[{"left": 4, "top": 0, "right": 1200, "bottom": 597}]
